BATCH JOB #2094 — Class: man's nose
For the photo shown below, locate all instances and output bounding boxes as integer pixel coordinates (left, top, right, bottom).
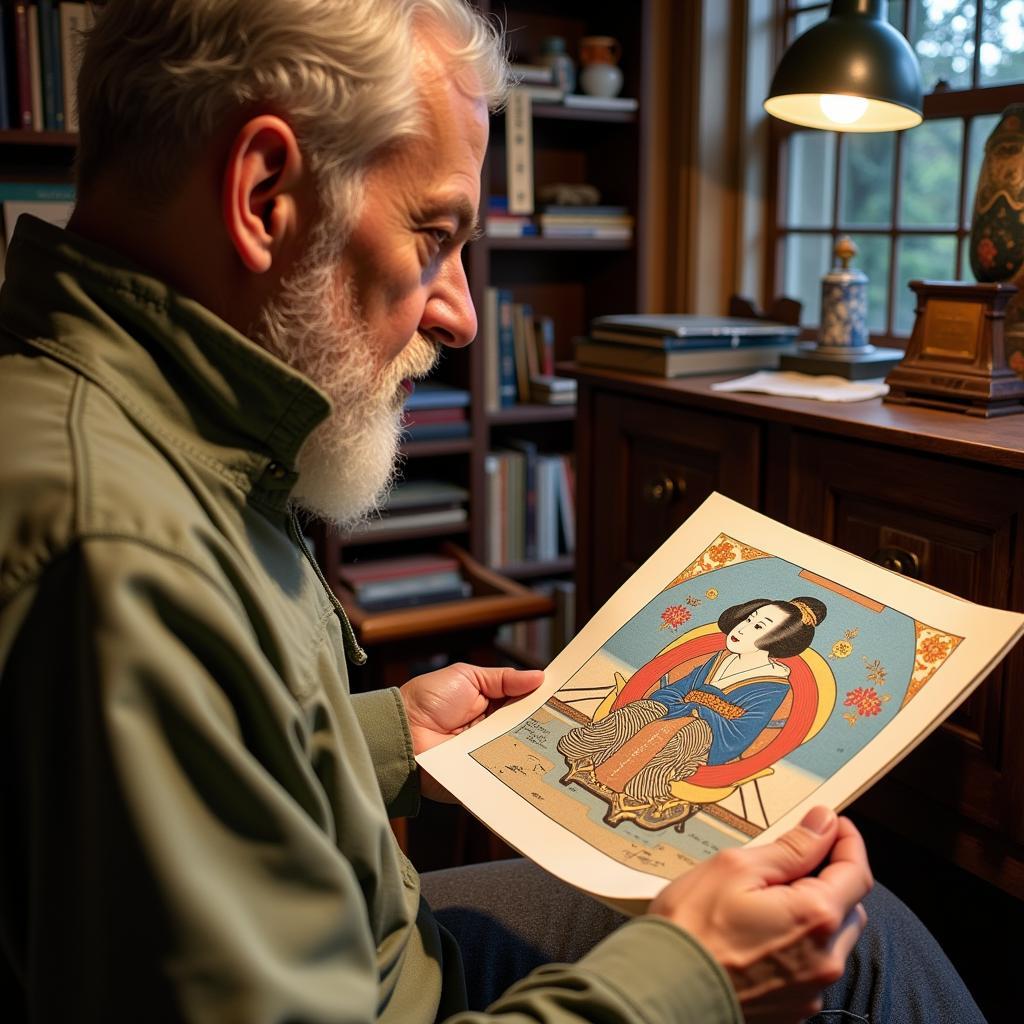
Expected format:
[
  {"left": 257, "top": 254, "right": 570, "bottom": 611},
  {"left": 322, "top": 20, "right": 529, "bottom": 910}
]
[{"left": 420, "top": 255, "right": 477, "bottom": 349}]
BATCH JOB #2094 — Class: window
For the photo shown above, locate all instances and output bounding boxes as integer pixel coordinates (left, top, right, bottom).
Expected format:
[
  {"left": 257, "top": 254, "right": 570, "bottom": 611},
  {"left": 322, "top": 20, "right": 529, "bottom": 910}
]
[{"left": 770, "top": 0, "right": 1023, "bottom": 341}]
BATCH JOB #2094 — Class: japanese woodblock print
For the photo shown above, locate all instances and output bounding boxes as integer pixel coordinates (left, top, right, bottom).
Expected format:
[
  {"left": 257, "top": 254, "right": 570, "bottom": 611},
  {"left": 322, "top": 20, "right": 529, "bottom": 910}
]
[
  {"left": 417, "top": 494, "right": 1024, "bottom": 905},
  {"left": 469, "top": 534, "right": 960, "bottom": 881}
]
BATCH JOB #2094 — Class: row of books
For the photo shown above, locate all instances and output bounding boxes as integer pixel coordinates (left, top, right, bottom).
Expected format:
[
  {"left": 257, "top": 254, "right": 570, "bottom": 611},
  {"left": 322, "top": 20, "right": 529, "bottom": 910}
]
[
  {"left": 483, "top": 447, "right": 575, "bottom": 568},
  {"left": 482, "top": 287, "right": 577, "bottom": 410},
  {"left": 487, "top": 197, "right": 633, "bottom": 242},
  {"left": 575, "top": 314, "right": 802, "bottom": 378},
  {"left": 339, "top": 553, "right": 470, "bottom": 612},
  {"left": 345, "top": 478, "right": 469, "bottom": 541},
  {"left": 0, "top": 2, "right": 92, "bottom": 132},
  {"left": 401, "top": 381, "right": 471, "bottom": 441},
  {"left": 497, "top": 579, "right": 576, "bottom": 666}
]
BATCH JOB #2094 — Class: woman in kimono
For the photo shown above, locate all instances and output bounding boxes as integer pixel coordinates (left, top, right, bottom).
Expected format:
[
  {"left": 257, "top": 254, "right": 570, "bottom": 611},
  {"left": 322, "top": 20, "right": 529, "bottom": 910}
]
[{"left": 557, "top": 595, "right": 827, "bottom": 825}]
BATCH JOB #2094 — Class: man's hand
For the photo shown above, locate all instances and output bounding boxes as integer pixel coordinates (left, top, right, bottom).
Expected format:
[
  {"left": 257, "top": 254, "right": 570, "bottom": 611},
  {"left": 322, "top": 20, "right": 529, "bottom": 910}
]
[
  {"left": 649, "top": 806, "right": 871, "bottom": 1024},
  {"left": 401, "top": 663, "right": 543, "bottom": 802}
]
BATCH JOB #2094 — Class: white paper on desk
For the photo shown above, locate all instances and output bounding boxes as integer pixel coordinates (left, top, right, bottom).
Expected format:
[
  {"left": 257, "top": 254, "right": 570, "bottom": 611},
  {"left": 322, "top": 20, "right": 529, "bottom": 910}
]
[
  {"left": 710, "top": 370, "right": 889, "bottom": 402},
  {"left": 417, "top": 494, "right": 1023, "bottom": 909}
]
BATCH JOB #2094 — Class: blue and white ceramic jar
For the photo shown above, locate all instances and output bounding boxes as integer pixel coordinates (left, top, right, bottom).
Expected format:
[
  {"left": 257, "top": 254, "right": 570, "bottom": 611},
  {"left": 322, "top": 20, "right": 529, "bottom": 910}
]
[{"left": 819, "top": 236, "right": 869, "bottom": 350}]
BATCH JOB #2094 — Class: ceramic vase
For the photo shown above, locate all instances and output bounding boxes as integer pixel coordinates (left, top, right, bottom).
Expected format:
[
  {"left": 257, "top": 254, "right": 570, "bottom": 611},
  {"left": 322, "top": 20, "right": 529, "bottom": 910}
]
[
  {"left": 579, "top": 36, "right": 623, "bottom": 98},
  {"left": 537, "top": 36, "right": 575, "bottom": 94}
]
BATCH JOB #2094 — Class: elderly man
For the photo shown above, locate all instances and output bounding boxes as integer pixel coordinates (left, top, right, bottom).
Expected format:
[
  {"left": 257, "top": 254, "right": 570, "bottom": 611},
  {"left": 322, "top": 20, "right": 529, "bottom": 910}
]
[{"left": 0, "top": 2, "right": 986, "bottom": 1022}]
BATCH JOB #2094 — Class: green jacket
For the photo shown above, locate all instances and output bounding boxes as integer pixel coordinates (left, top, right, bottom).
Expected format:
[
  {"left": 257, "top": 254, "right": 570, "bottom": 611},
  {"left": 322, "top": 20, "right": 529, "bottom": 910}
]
[{"left": 0, "top": 216, "right": 741, "bottom": 1024}]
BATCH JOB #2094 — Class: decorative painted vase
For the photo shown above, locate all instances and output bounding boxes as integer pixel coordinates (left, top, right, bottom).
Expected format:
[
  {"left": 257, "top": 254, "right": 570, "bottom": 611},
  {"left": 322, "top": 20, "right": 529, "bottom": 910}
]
[
  {"left": 579, "top": 35, "right": 623, "bottom": 98},
  {"left": 537, "top": 36, "right": 575, "bottom": 94},
  {"left": 969, "top": 103, "right": 1024, "bottom": 283},
  {"left": 819, "top": 236, "right": 869, "bottom": 350},
  {"left": 970, "top": 104, "right": 1024, "bottom": 378}
]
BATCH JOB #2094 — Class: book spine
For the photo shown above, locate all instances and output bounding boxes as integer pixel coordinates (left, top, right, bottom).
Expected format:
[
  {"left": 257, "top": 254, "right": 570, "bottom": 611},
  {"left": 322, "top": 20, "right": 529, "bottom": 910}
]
[
  {"left": 511, "top": 302, "right": 533, "bottom": 403},
  {"left": 27, "top": 4, "right": 43, "bottom": 130},
  {"left": 48, "top": 0, "right": 62, "bottom": 129},
  {"left": 505, "top": 88, "right": 534, "bottom": 215},
  {"left": 484, "top": 286, "right": 499, "bottom": 414},
  {"left": 36, "top": 0, "right": 57, "bottom": 130},
  {"left": 497, "top": 289, "right": 517, "bottom": 408},
  {"left": 0, "top": 10, "right": 9, "bottom": 131},
  {"left": 14, "top": 3, "right": 33, "bottom": 129},
  {"left": 535, "top": 315, "right": 555, "bottom": 376},
  {"left": 59, "top": 2, "right": 85, "bottom": 132}
]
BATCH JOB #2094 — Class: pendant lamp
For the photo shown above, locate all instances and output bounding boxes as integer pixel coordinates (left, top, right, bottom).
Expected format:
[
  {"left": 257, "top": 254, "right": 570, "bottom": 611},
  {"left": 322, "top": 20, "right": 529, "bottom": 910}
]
[{"left": 764, "top": 0, "right": 923, "bottom": 132}]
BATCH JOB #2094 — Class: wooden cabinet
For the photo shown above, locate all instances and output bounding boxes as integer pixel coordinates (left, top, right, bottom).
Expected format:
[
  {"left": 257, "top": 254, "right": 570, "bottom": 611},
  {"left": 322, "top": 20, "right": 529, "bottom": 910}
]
[{"left": 572, "top": 363, "right": 1024, "bottom": 898}]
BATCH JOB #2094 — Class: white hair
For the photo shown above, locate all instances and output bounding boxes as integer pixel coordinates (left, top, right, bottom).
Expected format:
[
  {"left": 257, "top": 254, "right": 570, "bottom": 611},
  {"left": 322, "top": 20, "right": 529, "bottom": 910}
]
[{"left": 76, "top": 0, "right": 509, "bottom": 213}]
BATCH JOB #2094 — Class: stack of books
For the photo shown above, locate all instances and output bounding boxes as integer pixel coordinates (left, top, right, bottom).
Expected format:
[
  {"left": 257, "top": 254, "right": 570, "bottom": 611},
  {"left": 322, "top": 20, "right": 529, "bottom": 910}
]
[
  {"left": 538, "top": 205, "right": 634, "bottom": 241},
  {"left": 339, "top": 554, "right": 470, "bottom": 612},
  {"left": 483, "top": 446, "right": 575, "bottom": 567},
  {"left": 0, "top": 2, "right": 93, "bottom": 132},
  {"left": 485, "top": 195, "right": 538, "bottom": 239},
  {"left": 402, "top": 382, "right": 471, "bottom": 442},
  {"left": 482, "top": 288, "right": 577, "bottom": 410},
  {"left": 576, "top": 314, "right": 800, "bottom": 378},
  {"left": 347, "top": 479, "right": 469, "bottom": 540}
]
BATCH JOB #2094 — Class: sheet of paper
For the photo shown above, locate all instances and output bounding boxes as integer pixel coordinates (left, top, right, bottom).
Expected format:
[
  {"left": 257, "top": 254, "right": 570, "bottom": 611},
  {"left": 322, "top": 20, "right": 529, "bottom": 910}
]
[{"left": 418, "top": 494, "right": 1024, "bottom": 905}]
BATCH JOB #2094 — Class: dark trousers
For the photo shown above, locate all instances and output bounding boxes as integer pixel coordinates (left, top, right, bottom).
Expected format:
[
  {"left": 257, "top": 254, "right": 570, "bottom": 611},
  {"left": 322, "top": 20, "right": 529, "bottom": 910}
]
[{"left": 422, "top": 859, "right": 987, "bottom": 1023}]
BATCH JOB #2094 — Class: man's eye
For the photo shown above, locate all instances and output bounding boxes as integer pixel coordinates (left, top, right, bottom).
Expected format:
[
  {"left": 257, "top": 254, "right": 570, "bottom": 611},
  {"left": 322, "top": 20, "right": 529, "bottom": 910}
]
[{"left": 427, "top": 228, "right": 452, "bottom": 247}]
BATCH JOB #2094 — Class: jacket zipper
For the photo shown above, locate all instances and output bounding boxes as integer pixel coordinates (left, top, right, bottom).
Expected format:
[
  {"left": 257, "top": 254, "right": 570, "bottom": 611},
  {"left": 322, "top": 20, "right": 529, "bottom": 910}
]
[{"left": 288, "top": 510, "right": 367, "bottom": 666}]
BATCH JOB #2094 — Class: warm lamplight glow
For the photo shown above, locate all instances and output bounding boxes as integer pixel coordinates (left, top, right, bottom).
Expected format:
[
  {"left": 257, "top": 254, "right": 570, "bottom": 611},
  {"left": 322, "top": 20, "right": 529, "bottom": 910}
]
[{"left": 819, "top": 93, "right": 869, "bottom": 124}]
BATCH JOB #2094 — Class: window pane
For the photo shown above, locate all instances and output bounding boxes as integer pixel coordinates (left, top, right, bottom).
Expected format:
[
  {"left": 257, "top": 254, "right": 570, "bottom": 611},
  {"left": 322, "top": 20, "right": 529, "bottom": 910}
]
[
  {"left": 981, "top": 0, "right": 1024, "bottom": 84},
  {"left": 785, "top": 131, "right": 836, "bottom": 227},
  {"left": 899, "top": 118, "right": 963, "bottom": 228},
  {"left": 792, "top": 6, "right": 828, "bottom": 39},
  {"left": 894, "top": 235, "right": 958, "bottom": 332},
  {"left": 909, "top": 1, "right": 977, "bottom": 90},
  {"left": 783, "top": 233, "right": 834, "bottom": 325},
  {"left": 840, "top": 133, "right": 895, "bottom": 227},
  {"left": 845, "top": 234, "right": 891, "bottom": 333},
  {"left": 963, "top": 113, "right": 1001, "bottom": 227}
]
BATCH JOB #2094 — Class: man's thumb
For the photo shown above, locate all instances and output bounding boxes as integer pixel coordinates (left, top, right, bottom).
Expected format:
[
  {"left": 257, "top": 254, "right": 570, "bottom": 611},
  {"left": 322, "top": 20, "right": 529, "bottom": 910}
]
[{"left": 751, "top": 806, "right": 838, "bottom": 885}]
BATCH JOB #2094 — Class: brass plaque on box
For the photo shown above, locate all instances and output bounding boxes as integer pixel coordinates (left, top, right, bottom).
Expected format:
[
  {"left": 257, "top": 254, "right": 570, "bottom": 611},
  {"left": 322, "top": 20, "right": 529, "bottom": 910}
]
[
  {"left": 885, "top": 280, "right": 1024, "bottom": 417},
  {"left": 921, "top": 300, "right": 983, "bottom": 360}
]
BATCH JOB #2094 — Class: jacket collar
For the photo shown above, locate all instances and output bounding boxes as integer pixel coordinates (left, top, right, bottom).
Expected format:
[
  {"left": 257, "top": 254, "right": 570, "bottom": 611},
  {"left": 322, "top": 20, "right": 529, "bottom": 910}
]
[{"left": 0, "top": 216, "right": 332, "bottom": 507}]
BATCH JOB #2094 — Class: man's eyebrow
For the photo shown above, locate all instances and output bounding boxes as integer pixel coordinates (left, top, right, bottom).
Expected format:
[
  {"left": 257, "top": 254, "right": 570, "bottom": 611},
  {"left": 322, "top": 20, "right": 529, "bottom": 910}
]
[{"left": 422, "top": 197, "right": 480, "bottom": 240}]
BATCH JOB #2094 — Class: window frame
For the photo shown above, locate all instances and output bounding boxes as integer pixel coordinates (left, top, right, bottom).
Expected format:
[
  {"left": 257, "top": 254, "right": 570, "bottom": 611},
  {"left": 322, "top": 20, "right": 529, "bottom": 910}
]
[{"left": 765, "top": 0, "right": 1023, "bottom": 344}]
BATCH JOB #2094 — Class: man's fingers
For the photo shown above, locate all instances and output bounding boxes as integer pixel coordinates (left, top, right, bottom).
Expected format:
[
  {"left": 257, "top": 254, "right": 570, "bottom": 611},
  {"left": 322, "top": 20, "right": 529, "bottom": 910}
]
[
  {"left": 805, "top": 817, "right": 874, "bottom": 911},
  {"left": 745, "top": 806, "right": 839, "bottom": 886},
  {"left": 465, "top": 665, "right": 544, "bottom": 700}
]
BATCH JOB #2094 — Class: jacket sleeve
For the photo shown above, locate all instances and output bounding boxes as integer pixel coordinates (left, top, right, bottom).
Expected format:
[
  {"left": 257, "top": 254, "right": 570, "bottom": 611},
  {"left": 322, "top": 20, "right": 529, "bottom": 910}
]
[
  {"left": 349, "top": 688, "right": 420, "bottom": 819},
  {"left": 456, "top": 917, "right": 742, "bottom": 1023},
  {"left": 1, "top": 537, "right": 386, "bottom": 1023}
]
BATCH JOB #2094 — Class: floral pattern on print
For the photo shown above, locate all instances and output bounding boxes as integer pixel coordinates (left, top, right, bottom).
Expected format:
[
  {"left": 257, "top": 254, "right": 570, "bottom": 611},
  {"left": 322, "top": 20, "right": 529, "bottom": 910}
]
[
  {"left": 660, "top": 605, "right": 693, "bottom": 631},
  {"left": 904, "top": 621, "right": 964, "bottom": 707},
  {"left": 665, "top": 534, "right": 771, "bottom": 590}
]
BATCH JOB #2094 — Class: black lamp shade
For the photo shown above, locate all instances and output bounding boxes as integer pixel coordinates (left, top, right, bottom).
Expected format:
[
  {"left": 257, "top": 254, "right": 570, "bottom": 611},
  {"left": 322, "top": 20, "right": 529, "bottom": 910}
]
[{"left": 764, "top": 0, "right": 923, "bottom": 131}]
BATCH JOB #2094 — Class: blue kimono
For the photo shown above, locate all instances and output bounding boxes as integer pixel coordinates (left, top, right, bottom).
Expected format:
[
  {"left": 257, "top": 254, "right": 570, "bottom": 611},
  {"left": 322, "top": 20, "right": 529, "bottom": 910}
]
[{"left": 647, "top": 652, "right": 789, "bottom": 765}]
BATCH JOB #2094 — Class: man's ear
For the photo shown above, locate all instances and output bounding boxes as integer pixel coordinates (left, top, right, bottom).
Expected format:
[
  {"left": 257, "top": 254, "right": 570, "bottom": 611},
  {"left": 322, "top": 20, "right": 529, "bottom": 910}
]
[{"left": 222, "top": 115, "right": 309, "bottom": 274}]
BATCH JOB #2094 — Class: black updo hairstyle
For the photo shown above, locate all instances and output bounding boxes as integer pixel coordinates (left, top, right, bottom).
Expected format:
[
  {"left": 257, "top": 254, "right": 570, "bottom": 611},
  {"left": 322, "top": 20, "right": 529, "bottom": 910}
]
[{"left": 717, "top": 596, "right": 828, "bottom": 659}]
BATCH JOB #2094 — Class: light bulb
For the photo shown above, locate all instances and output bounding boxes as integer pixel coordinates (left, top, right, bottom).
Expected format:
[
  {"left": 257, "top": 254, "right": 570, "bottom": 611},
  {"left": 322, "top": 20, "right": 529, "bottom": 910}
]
[{"left": 818, "top": 94, "right": 869, "bottom": 125}]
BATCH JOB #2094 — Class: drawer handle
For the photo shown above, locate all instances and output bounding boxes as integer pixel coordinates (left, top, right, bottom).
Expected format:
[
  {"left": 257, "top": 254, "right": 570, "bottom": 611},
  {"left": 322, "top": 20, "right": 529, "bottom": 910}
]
[
  {"left": 873, "top": 546, "right": 920, "bottom": 579},
  {"left": 642, "top": 475, "right": 687, "bottom": 505}
]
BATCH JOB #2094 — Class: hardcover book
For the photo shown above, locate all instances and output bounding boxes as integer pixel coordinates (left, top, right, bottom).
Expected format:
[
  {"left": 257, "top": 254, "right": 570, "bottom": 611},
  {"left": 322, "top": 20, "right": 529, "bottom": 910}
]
[{"left": 418, "top": 493, "right": 1024, "bottom": 912}]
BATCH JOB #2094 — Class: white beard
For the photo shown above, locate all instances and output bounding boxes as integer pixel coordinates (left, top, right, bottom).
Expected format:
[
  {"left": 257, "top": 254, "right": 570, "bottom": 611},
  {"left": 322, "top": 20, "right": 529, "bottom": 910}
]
[{"left": 250, "top": 221, "right": 438, "bottom": 531}]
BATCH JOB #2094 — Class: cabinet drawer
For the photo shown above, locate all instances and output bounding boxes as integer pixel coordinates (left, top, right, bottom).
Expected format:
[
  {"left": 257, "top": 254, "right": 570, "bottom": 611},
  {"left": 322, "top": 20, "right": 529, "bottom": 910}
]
[
  {"left": 785, "top": 431, "right": 1024, "bottom": 845},
  {"left": 588, "top": 392, "right": 761, "bottom": 605}
]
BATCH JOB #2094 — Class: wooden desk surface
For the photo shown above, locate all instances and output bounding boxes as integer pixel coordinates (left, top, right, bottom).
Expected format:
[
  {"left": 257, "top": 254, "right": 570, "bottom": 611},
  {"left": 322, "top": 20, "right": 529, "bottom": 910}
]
[{"left": 562, "top": 364, "right": 1024, "bottom": 472}]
